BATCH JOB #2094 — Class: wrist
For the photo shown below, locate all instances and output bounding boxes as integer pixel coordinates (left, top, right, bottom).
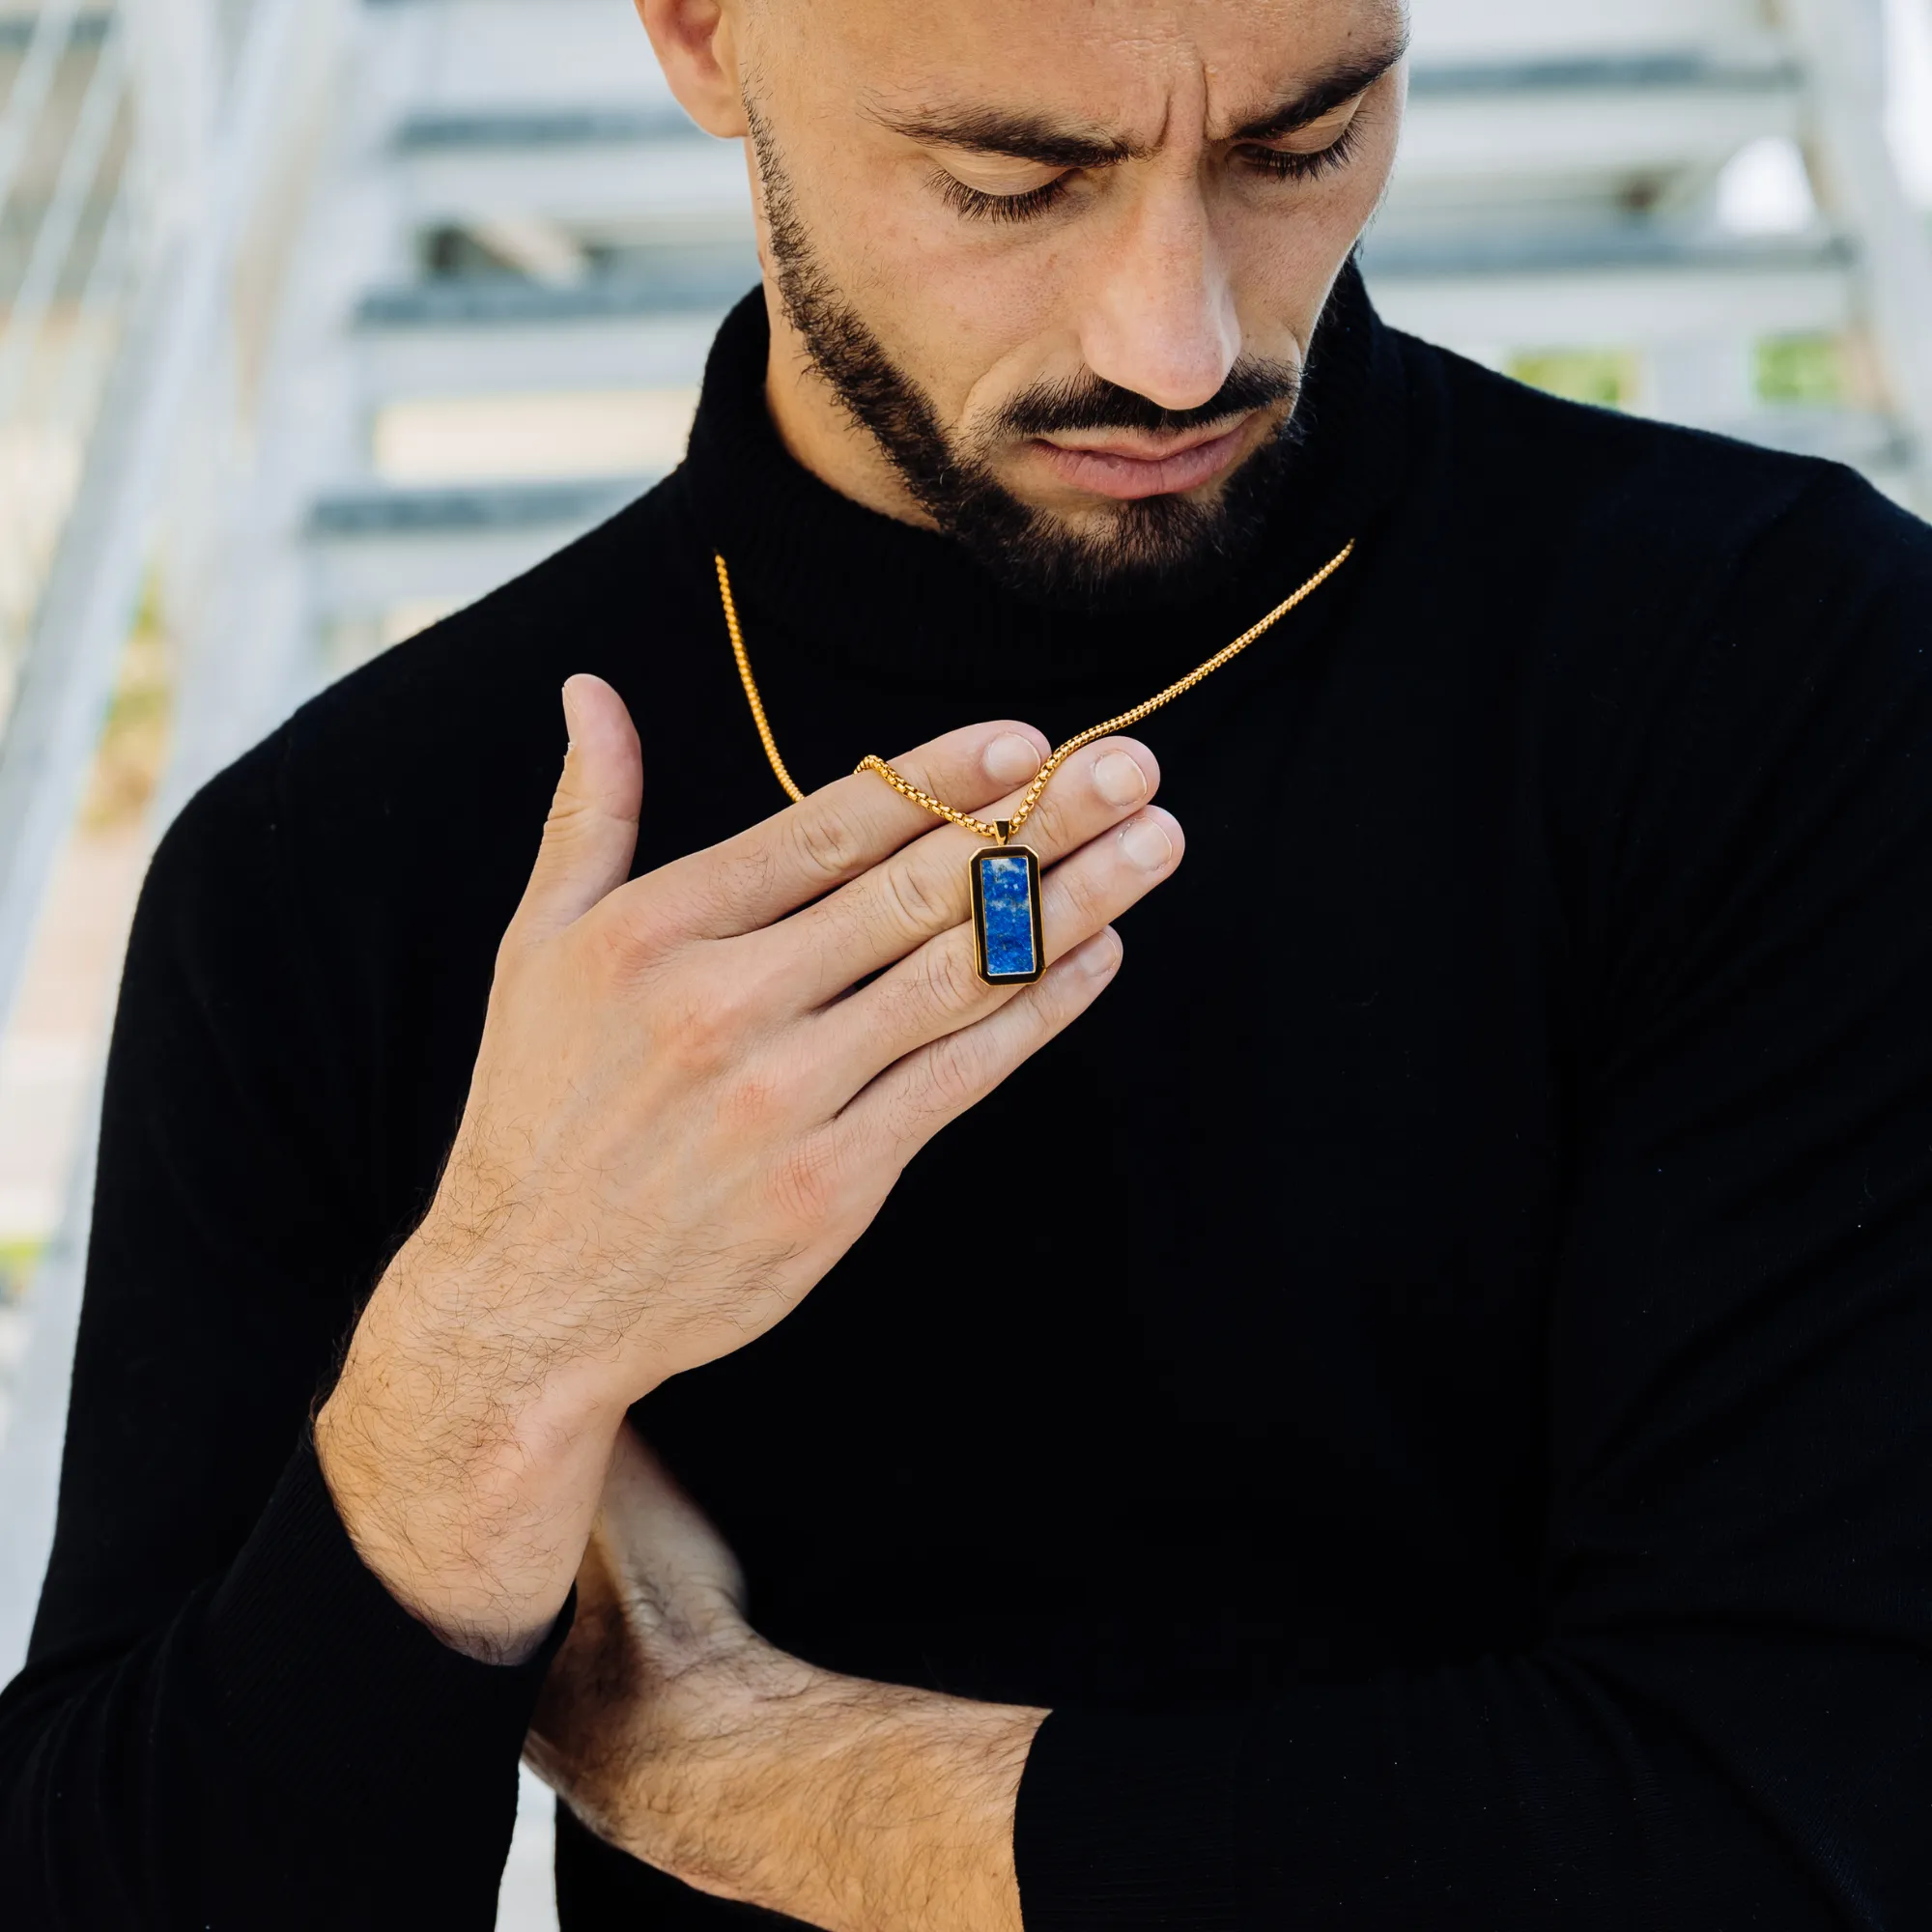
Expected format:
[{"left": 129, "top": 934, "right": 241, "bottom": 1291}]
[
  {"left": 316, "top": 1249, "right": 639, "bottom": 1663},
  {"left": 384, "top": 1207, "right": 683, "bottom": 1406}
]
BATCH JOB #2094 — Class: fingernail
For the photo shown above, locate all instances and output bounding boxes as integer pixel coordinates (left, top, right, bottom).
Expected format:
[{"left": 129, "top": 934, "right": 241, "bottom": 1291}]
[
  {"left": 1094, "top": 751, "right": 1149, "bottom": 806},
  {"left": 1079, "top": 930, "right": 1122, "bottom": 975},
  {"left": 1120, "top": 816, "right": 1173, "bottom": 870},
  {"left": 985, "top": 732, "right": 1043, "bottom": 784}
]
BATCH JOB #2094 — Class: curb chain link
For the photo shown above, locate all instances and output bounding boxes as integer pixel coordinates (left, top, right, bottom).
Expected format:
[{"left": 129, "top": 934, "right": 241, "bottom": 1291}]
[{"left": 716, "top": 538, "right": 1357, "bottom": 844}]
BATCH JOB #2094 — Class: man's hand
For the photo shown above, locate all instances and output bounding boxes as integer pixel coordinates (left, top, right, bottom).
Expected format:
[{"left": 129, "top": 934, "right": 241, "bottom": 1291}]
[
  {"left": 527, "top": 1425, "right": 1045, "bottom": 1932},
  {"left": 316, "top": 675, "right": 1181, "bottom": 1661}
]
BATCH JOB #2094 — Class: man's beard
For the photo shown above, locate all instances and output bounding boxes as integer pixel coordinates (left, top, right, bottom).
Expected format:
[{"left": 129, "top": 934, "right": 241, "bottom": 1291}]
[{"left": 748, "top": 105, "right": 1307, "bottom": 609}]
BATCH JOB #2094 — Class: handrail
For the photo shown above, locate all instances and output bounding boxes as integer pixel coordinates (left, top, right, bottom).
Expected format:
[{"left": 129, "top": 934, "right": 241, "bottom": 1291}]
[
  {"left": 1785, "top": 0, "right": 1932, "bottom": 505},
  {"left": 0, "top": 22, "right": 129, "bottom": 426},
  {"left": 0, "top": 0, "right": 86, "bottom": 228},
  {"left": 0, "top": 0, "right": 310, "bottom": 1048}
]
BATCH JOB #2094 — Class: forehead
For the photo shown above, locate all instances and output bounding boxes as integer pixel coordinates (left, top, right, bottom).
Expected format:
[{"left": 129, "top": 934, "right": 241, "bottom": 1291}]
[{"left": 766, "top": 0, "right": 1406, "bottom": 131}]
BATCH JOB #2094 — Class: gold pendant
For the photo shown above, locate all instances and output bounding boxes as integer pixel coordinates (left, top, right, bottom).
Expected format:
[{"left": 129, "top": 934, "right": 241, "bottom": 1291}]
[
  {"left": 969, "top": 836, "right": 1044, "bottom": 986},
  {"left": 713, "top": 544, "right": 1358, "bottom": 993}
]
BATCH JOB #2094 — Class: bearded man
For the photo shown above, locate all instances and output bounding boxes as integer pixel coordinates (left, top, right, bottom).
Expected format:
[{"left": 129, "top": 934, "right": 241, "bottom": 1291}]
[{"left": 7, "top": 0, "right": 1932, "bottom": 1924}]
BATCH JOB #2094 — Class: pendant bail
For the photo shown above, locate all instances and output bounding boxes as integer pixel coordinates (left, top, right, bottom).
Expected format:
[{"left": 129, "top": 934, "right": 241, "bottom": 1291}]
[{"left": 994, "top": 819, "right": 1012, "bottom": 844}]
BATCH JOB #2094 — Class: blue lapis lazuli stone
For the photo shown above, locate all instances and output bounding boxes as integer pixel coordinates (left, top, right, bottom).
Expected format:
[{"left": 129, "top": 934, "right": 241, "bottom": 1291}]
[{"left": 976, "top": 850, "right": 1038, "bottom": 980}]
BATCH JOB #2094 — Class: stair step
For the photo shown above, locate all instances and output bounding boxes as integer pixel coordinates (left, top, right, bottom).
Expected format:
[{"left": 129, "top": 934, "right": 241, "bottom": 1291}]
[
  {"left": 395, "top": 105, "right": 698, "bottom": 150},
  {"left": 1388, "top": 56, "right": 1802, "bottom": 226},
  {"left": 346, "top": 230, "right": 1848, "bottom": 410},
  {"left": 307, "top": 474, "right": 657, "bottom": 622},
  {"left": 1403, "top": 0, "right": 1781, "bottom": 65},
  {"left": 357, "top": 253, "right": 758, "bottom": 328},
  {"left": 1363, "top": 230, "right": 1853, "bottom": 351},
  {"left": 1364, "top": 227, "right": 1849, "bottom": 275},
  {"left": 1406, "top": 52, "right": 1798, "bottom": 97},
  {"left": 383, "top": 59, "right": 1798, "bottom": 239},
  {"left": 309, "top": 475, "right": 651, "bottom": 536}
]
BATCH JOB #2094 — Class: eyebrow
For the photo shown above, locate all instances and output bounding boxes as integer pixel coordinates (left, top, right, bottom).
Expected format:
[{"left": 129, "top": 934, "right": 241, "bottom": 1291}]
[
  {"left": 870, "top": 39, "right": 1407, "bottom": 171},
  {"left": 871, "top": 105, "right": 1141, "bottom": 172},
  {"left": 1229, "top": 43, "right": 1410, "bottom": 142}
]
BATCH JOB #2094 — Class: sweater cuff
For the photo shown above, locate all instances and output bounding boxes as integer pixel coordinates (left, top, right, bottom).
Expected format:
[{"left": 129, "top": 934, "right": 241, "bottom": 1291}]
[
  {"left": 1013, "top": 1705, "right": 1247, "bottom": 1931},
  {"left": 202, "top": 1433, "right": 571, "bottom": 1853}
]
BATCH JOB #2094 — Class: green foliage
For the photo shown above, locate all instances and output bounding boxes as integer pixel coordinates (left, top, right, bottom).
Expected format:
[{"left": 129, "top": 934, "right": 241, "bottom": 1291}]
[
  {"left": 1755, "top": 334, "right": 1845, "bottom": 407},
  {"left": 1508, "top": 348, "right": 1637, "bottom": 411},
  {"left": 0, "top": 1239, "right": 43, "bottom": 1306}
]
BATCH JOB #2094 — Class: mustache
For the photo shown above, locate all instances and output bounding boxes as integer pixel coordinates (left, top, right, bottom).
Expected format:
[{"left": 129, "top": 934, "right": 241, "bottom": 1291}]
[{"left": 989, "top": 358, "right": 1302, "bottom": 440}]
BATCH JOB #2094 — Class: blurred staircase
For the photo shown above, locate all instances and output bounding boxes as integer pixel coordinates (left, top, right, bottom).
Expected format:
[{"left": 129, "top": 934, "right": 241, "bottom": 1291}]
[
  {"left": 1, "top": 1, "right": 1929, "bottom": 1922},
  {"left": 3, "top": 0, "right": 1930, "bottom": 959},
  {"left": 1, "top": 0, "right": 1928, "bottom": 1413},
  {"left": 4, "top": 0, "right": 1930, "bottom": 1455},
  {"left": 277, "top": 0, "right": 1932, "bottom": 709},
  {"left": 1371, "top": 0, "right": 1932, "bottom": 498},
  {"left": 292, "top": 0, "right": 752, "bottom": 682}
]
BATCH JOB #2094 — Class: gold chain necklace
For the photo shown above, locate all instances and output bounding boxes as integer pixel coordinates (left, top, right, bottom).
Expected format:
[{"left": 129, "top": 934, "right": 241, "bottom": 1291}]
[{"left": 715, "top": 538, "right": 1356, "bottom": 985}]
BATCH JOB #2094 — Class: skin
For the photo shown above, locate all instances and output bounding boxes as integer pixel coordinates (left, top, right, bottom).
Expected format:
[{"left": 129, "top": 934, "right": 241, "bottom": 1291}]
[
  {"left": 318, "top": 1, "right": 1406, "bottom": 1923},
  {"left": 317, "top": 696, "right": 1178, "bottom": 1663},
  {"left": 649, "top": 0, "right": 1407, "bottom": 542},
  {"left": 527, "top": 1425, "right": 1041, "bottom": 1932}
]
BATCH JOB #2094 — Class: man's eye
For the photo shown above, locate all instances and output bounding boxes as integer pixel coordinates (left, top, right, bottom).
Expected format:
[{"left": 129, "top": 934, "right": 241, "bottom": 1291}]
[
  {"left": 931, "top": 169, "right": 1072, "bottom": 225},
  {"left": 1241, "top": 116, "right": 1364, "bottom": 185}
]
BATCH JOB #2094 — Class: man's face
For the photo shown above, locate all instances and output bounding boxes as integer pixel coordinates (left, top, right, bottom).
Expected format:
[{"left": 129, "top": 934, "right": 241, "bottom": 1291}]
[{"left": 730, "top": 0, "right": 1408, "bottom": 600}]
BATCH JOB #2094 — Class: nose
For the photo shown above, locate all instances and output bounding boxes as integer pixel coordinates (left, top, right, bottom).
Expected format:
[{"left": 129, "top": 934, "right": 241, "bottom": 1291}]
[{"left": 1075, "top": 177, "right": 1238, "bottom": 413}]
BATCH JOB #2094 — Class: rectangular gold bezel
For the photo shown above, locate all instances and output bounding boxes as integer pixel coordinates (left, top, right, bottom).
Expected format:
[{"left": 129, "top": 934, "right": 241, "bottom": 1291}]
[{"left": 969, "top": 844, "right": 1045, "bottom": 986}]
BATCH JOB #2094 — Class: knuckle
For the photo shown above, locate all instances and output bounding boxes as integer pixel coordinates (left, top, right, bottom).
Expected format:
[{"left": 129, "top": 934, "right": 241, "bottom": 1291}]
[
  {"left": 916, "top": 1032, "right": 985, "bottom": 1117},
  {"left": 647, "top": 969, "right": 756, "bottom": 1073},
  {"left": 1026, "top": 786, "right": 1075, "bottom": 855},
  {"left": 877, "top": 860, "right": 952, "bottom": 941},
  {"left": 916, "top": 936, "right": 985, "bottom": 1016},
  {"left": 1052, "top": 858, "right": 1112, "bottom": 929},
  {"left": 1032, "top": 955, "right": 1092, "bottom": 1019},
  {"left": 787, "top": 804, "right": 868, "bottom": 886}
]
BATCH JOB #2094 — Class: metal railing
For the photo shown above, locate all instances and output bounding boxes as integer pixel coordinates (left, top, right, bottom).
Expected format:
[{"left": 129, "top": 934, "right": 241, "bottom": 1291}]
[
  {"left": 0, "top": 0, "right": 307, "bottom": 1045},
  {"left": 0, "top": 5, "right": 136, "bottom": 719}
]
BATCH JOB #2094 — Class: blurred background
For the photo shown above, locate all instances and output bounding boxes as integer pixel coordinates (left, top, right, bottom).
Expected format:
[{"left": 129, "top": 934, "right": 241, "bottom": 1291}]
[{"left": 0, "top": 1, "right": 1927, "bottom": 1922}]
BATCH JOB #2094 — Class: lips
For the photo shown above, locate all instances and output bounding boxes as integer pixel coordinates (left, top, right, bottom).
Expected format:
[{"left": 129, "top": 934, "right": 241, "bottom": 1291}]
[{"left": 1030, "top": 418, "right": 1253, "bottom": 501}]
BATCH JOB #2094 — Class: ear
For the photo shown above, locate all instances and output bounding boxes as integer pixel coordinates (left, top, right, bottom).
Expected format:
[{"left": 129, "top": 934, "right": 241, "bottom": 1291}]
[{"left": 635, "top": 0, "right": 749, "bottom": 140}]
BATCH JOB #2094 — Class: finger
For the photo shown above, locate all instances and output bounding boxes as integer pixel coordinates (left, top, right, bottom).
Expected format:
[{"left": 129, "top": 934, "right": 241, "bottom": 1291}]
[
  {"left": 511, "top": 675, "right": 643, "bottom": 939},
  {"left": 773, "top": 736, "right": 1161, "bottom": 1009},
  {"left": 630, "top": 721, "right": 1047, "bottom": 941},
  {"left": 819, "top": 805, "right": 1181, "bottom": 1081},
  {"left": 836, "top": 929, "right": 1126, "bottom": 1166}
]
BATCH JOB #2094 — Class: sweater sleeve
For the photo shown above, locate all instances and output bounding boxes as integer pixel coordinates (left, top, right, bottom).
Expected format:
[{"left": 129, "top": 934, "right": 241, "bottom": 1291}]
[
  {"left": 0, "top": 735, "right": 563, "bottom": 1927},
  {"left": 1013, "top": 474, "right": 1932, "bottom": 1930}
]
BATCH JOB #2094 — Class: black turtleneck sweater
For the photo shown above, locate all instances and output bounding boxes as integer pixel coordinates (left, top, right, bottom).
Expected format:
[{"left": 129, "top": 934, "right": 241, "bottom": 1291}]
[{"left": 7, "top": 268, "right": 1932, "bottom": 1929}]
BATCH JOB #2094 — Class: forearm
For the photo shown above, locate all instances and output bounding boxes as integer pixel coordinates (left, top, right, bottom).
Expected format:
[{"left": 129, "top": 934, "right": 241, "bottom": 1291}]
[
  {"left": 526, "top": 1426, "right": 1048, "bottom": 1930},
  {"left": 316, "top": 696, "right": 1154, "bottom": 1672},
  {"left": 575, "top": 1634, "right": 1046, "bottom": 1932},
  {"left": 314, "top": 1230, "right": 647, "bottom": 1663}
]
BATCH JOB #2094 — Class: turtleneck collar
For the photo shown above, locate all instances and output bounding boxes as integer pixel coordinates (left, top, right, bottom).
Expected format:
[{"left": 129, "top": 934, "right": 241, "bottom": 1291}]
[{"left": 674, "top": 257, "right": 1410, "bottom": 698}]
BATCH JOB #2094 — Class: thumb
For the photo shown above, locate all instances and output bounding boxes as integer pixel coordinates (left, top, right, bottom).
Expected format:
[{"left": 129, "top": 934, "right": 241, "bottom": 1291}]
[{"left": 516, "top": 673, "right": 642, "bottom": 936}]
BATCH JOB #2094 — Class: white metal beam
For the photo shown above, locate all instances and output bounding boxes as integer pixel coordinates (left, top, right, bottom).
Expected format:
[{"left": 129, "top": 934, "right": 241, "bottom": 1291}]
[
  {"left": 0, "top": 0, "right": 311, "bottom": 1045},
  {"left": 1780, "top": 0, "right": 1932, "bottom": 505},
  {"left": 355, "top": 306, "right": 724, "bottom": 402},
  {"left": 1363, "top": 243, "right": 1854, "bottom": 354}
]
